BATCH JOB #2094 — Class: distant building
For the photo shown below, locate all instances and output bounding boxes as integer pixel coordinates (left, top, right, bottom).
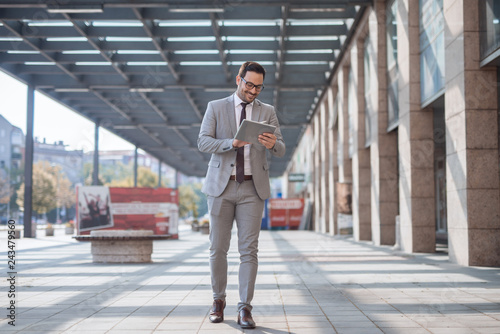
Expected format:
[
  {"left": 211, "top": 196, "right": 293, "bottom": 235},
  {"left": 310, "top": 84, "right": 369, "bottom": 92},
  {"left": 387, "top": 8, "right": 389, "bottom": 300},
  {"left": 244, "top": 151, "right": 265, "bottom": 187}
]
[
  {"left": 0, "top": 114, "right": 24, "bottom": 182},
  {"left": 34, "top": 138, "right": 84, "bottom": 186},
  {"left": 84, "top": 150, "right": 177, "bottom": 186}
]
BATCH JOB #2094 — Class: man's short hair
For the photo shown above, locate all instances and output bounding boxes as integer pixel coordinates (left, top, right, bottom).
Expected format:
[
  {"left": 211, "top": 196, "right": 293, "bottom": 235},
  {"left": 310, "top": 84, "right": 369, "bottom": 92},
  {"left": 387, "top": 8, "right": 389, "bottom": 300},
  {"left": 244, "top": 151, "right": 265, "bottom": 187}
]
[{"left": 238, "top": 61, "right": 266, "bottom": 80}]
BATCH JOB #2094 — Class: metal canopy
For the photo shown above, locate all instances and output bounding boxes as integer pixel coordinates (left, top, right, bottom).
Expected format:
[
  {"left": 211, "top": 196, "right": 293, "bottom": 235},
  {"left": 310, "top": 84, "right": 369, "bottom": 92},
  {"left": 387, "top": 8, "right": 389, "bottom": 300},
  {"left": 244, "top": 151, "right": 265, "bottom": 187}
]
[{"left": 0, "top": 0, "right": 370, "bottom": 177}]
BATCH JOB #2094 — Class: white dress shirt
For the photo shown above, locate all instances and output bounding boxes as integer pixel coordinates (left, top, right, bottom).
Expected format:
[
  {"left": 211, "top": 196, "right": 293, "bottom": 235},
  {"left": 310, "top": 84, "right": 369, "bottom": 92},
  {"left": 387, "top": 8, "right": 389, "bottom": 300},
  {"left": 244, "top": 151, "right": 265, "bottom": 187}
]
[{"left": 233, "top": 93, "right": 253, "bottom": 176}]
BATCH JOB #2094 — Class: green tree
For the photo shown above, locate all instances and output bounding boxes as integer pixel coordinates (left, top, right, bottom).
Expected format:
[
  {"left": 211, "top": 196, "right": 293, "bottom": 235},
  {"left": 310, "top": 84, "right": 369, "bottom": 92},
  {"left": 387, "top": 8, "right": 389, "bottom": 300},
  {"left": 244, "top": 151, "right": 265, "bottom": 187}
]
[
  {"left": 178, "top": 183, "right": 200, "bottom": 218},
  {"left": 108, "top": 166, "right": 166, "bottom": 187},
  {"left": 0, "top": 168, "right": 11, "bottom": 206},
  {"left": 49, "top": 164, "right": 76, "bottom": 211},
  {"left": 16, "top": 161, "right": 75, "bottom": 217},
  {"left": 82, "top": 162, "right": 105, "bottom": 185},
  {"left": 193, "top": 183, "right": 208, "bottom": 218},
  {"left": 17, "top": 161, "right": 57, "bottom": 215}
]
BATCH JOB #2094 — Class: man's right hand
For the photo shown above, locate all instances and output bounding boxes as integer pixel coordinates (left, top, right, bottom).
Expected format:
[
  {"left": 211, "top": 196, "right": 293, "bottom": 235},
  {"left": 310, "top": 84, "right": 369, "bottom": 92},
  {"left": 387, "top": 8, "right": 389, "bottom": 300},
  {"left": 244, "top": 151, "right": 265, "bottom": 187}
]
[{"left": 233, "top": 139, "right": 250, "bottom": 148}]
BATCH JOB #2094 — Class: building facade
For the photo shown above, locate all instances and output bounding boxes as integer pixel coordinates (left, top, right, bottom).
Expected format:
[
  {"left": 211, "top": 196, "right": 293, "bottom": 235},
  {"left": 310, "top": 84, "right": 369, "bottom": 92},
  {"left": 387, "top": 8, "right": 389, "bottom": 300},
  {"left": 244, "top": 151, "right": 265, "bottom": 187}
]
[
  {"left": 0, "top": 114, "right": 25, "bottom": 217},
  {"left": 285, "top": 0, "right": 500, "bottom": 267},
  {"left": 84, "top": 150, "right": 178, "bottom": 186},
  {"left": 0, "top": 114, "right": 24, "bottom": 173},
  {"left": 34, "top": 138, "right": 84, "bottom": 186}
]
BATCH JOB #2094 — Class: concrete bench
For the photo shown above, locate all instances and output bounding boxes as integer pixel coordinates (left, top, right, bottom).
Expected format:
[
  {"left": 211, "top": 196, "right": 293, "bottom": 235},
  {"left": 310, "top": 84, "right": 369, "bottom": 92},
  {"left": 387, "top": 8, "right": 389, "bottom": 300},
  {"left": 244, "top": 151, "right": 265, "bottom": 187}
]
[{"left": 73, "top": 230, "right": 171, "bottom": 263}]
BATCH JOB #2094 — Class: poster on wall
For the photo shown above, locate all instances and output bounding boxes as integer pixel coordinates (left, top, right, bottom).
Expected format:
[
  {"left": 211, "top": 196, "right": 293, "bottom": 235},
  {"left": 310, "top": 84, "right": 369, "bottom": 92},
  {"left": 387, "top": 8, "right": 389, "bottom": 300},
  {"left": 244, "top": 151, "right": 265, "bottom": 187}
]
[
  {"left": 76, "top": 186, "right": 179, "bottom": 238},
  {"left": 77, "top": 186, "right": 113, "bottom": 231},
  {"left": 269, "top": 198, "right": 305, "bottom": 230}
]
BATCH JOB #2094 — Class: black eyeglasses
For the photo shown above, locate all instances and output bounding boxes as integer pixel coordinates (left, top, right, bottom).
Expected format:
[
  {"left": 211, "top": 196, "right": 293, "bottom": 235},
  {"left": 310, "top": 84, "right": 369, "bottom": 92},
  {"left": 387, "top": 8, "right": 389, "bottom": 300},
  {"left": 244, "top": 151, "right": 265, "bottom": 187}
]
[{"left": 240, "top": 77, "right": 264, "bottom": 91}]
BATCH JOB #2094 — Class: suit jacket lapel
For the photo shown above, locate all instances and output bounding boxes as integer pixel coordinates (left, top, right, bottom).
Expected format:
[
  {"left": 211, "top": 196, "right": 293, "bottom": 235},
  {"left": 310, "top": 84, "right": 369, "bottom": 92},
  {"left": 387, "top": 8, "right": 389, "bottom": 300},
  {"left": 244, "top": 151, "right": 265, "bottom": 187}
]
[
  {"left": 226, "top": 95, "right": 237, "bottom": 138},
  {"left": 251, "top": 99, "right": 262, "bottom": 122}
]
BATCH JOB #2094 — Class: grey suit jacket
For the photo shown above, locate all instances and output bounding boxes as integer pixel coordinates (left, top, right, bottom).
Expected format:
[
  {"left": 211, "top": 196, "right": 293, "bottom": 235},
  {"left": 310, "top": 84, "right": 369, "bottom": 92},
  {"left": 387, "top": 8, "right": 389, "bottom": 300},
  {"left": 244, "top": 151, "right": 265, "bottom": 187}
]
[{"left": 198, "top": 94, "right": 286, "bottom": 200}]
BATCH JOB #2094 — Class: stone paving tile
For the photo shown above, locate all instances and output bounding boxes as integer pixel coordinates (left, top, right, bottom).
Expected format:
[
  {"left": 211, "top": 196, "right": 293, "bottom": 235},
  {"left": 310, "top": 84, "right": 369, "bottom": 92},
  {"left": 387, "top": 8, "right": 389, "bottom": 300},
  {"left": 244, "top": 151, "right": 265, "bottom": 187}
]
[
  {"left": 380, "top": 329, "right": 429, "bottom": 334},
  {"left": 1, "top": 226, "right": 500, "bottom": 334},
  {"left": 112, "top": 316, "right": 165, "bottom": 330},
  {"left": 475, "top": 328, "right": 500, "bottom": 334},
  {"left": 288, "top": 329, "right": 342, "bottom": 334},
  {"left": 425, "top": 329, "right": 478, "bottom": 334},
  {"left": 334, "top": 327, "right": 384, "bottom": 334}
]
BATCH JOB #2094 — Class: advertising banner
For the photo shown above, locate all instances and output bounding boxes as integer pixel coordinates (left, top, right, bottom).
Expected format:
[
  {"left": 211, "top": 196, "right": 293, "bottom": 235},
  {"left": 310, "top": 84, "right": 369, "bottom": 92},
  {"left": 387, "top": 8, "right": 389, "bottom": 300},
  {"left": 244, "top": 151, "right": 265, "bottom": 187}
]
[
  {"left": 77, "top": 186, "right": 179, "bottom": 238},
  {"left": 269, "top": 198, "right": 305, "bottom": 230}
]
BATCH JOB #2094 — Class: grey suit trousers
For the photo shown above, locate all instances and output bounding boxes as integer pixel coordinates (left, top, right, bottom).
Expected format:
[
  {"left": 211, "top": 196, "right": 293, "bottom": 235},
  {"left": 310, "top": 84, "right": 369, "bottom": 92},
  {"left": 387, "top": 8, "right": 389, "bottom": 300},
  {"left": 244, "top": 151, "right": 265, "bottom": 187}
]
[{"left": 207, "top": 178, "right": 264, "bottom": 312}]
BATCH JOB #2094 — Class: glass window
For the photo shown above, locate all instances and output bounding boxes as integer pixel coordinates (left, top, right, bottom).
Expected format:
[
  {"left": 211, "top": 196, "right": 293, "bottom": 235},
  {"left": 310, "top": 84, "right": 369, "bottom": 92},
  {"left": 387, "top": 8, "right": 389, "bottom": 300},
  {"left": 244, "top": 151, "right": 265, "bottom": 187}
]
[
  {"left": 387, "top": 0, "right": 399, "bottom": 130},
  {"left": 480, "top": 0, "right": 500, "bottom": 60},
  {"left": 420, "top": 0, "right": 445, "bottom": 105}
]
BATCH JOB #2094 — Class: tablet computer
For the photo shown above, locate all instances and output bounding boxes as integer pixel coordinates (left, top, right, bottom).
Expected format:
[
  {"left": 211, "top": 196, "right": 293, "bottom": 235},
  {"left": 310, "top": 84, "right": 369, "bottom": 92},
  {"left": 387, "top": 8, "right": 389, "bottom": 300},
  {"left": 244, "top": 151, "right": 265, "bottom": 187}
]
[{"left": 234, "top": 119, "right": 276, "bottom": 146}]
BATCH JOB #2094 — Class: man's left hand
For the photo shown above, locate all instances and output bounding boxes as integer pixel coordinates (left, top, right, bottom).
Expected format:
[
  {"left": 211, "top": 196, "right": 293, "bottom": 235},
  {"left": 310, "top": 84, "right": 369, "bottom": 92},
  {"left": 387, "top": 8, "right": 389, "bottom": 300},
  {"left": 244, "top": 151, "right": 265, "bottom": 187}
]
[{"left": 258, "top": 132, "right": 277, "bottom": 149}]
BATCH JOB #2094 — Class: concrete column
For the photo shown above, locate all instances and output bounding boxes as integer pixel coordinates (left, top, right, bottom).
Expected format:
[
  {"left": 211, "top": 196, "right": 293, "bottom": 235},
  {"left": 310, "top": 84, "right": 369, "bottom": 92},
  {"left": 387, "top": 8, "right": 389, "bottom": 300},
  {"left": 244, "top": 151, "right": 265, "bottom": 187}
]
[
  {"left": 444, "top": 0, "right": 500, "bottom": 266},
  {"left": 327, "top": 87, "right": 338, "bottom": 236},
  {"left": 92, "top": 123, "right": 99, "bottom": 185},
  {"left": 370, "top": 0, "right": 399, "bottom": 246},
  {"left": 313, "top": 112, "right": 322, "bottom": 232},
  {"left": 398, "top": 0, "right": 436, "bottom": 253},
  {"left": 338, "top": 65, "right": 353, "bottom": 184},
  {"left": 320, "top": 101, "right": 329, "bottom": 234},
  {"left": 158, "top": 160, "right": 162, "bottom": 188},
  {"left": 134, "top": 146, "right": 138, "bottom": 187},
  {"left": 351, "top": 39, "right": 372, "bottom": 241},
  {"left": 23, "top": 85, "right": 35, "bottom": 237}
]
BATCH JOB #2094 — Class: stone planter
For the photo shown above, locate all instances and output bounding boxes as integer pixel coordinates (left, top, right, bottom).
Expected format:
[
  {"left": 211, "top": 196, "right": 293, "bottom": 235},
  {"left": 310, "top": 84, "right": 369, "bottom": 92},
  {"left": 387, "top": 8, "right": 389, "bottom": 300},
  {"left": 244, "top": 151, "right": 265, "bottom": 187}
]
[
  {"left": 14, "top": 230, "right": 21, "bottom": 239},
  {"left": 200, "top": 224, "right": 209, "bottom": 235},
  {"left": 65, "top": 227, "right": 74, "bottom": 235},
  {"left": 191, "top": 222, "right": 200, "bottom": 232},
  {"left": 45, "top": 228, "right": 55, "bottom": 236},
  {"left": 90, "top": 230, "right": 154, "bottom": 263}
]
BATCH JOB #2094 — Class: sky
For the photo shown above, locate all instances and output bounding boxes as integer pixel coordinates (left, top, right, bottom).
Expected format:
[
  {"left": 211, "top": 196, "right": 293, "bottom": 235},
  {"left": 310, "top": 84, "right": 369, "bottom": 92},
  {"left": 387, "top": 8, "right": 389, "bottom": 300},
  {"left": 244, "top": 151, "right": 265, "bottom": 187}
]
[{"left": 0, "top": 70, "right": 135, "bottom": 152}]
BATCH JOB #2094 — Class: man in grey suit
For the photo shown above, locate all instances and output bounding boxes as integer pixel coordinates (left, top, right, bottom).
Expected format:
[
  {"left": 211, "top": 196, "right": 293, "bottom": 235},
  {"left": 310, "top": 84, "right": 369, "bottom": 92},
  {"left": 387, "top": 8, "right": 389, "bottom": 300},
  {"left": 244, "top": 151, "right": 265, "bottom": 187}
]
[{"left": 198, "top": 61, "right": 285, "bottom": 329}]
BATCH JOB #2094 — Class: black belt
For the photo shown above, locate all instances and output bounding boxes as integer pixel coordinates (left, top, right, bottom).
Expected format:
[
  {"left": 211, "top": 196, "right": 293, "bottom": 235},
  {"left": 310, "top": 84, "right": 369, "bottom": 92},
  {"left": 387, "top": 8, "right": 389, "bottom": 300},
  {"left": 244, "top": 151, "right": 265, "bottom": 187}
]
[{"left": 229, "top": 175, "right": 253, "bottom": 181}]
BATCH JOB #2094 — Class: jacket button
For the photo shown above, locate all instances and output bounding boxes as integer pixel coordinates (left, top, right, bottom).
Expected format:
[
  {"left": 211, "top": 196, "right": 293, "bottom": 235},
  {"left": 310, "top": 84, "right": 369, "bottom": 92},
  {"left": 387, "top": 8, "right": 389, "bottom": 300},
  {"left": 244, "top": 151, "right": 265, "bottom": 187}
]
[{"left": 231, "top": 164, "right": 234, "bottom": 167}]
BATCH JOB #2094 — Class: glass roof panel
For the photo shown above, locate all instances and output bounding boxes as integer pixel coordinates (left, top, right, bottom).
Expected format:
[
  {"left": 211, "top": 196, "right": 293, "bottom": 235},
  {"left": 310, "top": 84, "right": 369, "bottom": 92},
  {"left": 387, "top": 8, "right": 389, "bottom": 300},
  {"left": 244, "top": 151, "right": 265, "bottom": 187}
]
[
  {"left": 106, "top": 37, "right": 152, "bottom": 42},
  {"left": 26, "top": 21, "right": 72, "bottom": 26},
  {"left": 92, "top": 21, "right": 143, "bottom": 27},
  {"left": 75, "top": 62, "right": 112, "bottom": 66},
  {"left": 174, "top": 50, "right": 219, "bottom": 54},
  {"left": 62, "top": 50, "right": 101, "bottom": 54},
  {"left": 127, "top": 62, "right": 167, "bottom": 66},
  {"left": 219, "top": 20, "right": 279, "bottom": 26},
  {"left": 225, "top": 36, "right": 276, "bottom": 42},
  {"left": 287, "top": 19, "right": 344, "bottom": 26},
  {"left": 7, "top": 50, "right": 40, "bottom": 54},
  {"left": 179, "top": 61, "right": 222, "bottom": 66},
  {"left": 156, "top": 20, "right": 211, "bottom": 27},
  {"left": 46, "top": 37, "right": 88, "bottom": 42},
  {"left": 25, "top": 62, "right": 55, "bottom": 65},
  {"left": 287, "top": 49, "right": 333, "bottom": 54},
  {"left": 167, "top": 37, "right": 215, "bottom": 42},
  {"left": 285, "top": 61, "right": 328, "bottom": 65},
  {"left": 117, "top": 50, "right": 161, "bottom": 54},
  {"left": 287, "top": 36, "right": 339, "bottom": 41},
  {"left": 227, "top": 50, "right": 275, "bottom": 54}
]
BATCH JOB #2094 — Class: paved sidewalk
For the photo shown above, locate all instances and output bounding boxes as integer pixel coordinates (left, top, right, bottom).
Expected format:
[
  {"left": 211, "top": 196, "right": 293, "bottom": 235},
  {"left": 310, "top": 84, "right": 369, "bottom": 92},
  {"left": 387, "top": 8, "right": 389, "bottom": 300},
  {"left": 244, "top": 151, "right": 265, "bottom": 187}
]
[{"left": 1, "top": 224, "right": 500, "bottom": 334}]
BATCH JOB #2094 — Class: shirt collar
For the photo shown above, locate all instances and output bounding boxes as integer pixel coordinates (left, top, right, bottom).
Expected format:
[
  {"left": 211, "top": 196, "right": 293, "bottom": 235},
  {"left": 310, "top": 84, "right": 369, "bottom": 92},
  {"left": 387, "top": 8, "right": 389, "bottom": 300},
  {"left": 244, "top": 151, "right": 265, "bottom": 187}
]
[{"left": 234, "top": 93, "right": 253, "bottom": 108}]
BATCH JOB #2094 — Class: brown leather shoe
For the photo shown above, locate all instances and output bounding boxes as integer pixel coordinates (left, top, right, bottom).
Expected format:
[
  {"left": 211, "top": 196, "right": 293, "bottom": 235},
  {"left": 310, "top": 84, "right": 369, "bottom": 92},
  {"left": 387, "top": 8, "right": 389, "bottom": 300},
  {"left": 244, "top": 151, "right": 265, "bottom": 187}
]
[
  {"left": 237, "top": 307, "right": 256, "bottom": 329},
  {"left": 209, "top": 299, "right": 225, "bottom": 323}
]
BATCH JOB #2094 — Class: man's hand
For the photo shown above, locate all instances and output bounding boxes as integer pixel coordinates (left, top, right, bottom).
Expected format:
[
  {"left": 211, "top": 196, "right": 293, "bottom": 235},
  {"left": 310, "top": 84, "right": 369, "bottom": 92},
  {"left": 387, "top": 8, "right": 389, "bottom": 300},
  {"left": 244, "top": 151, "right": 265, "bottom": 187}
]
[
  {"left": 233, "top": 139, "right": 250, "bottom": 148},
  {"left": 258, "top": 132, "right": 277, "bottom": 149}
]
